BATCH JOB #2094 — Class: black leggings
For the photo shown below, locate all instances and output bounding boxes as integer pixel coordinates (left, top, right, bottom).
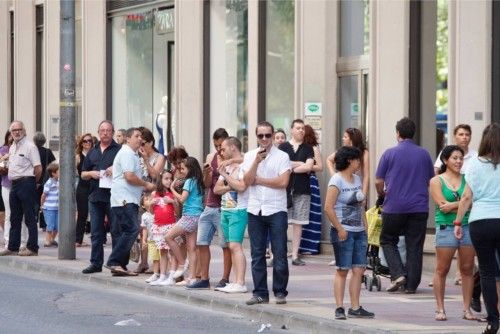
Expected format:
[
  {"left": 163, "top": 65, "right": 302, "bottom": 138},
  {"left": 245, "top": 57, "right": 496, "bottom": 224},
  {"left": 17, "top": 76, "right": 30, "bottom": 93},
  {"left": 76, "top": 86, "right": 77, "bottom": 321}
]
[
  {"left": 470, "top": 219, "right": 500, "bottom": 328},
  {"left": 75, "top": 185, "right": 90, "bottom": 244}
]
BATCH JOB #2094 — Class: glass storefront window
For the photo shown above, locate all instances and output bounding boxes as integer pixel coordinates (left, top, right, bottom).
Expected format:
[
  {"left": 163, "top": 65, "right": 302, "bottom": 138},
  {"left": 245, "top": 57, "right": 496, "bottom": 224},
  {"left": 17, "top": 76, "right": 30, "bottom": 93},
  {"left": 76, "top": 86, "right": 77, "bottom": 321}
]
[
  {"left": 339, "top": 0, "right": 369, "bottom": 57},
  {"left": 111, "top": 9, "right": 175, "bottom": 150},
  {"left": 111, "top": 11, "right": 154, "bottom": 131},
  {"left": 210, "top": 0, "right": 248, "bottom": 152},
  {"left": 266, "top": 0, "right": 294, "bottom": 132}
]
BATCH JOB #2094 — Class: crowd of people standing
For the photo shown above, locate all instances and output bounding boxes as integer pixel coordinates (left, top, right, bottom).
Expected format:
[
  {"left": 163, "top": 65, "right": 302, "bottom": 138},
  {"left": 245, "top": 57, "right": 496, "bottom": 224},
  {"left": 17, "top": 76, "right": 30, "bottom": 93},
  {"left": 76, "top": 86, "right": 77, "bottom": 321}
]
[{"left": 0, "top": 117, "right": 498, "bottom": 334}]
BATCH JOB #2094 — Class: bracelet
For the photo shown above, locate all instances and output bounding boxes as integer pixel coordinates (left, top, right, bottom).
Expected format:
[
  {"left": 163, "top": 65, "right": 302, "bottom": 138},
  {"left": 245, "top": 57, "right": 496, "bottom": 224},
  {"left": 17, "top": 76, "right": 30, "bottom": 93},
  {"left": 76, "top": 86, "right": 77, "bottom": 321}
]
[{"left": 453, "top": 220, "right": 462, "bottom": 226}]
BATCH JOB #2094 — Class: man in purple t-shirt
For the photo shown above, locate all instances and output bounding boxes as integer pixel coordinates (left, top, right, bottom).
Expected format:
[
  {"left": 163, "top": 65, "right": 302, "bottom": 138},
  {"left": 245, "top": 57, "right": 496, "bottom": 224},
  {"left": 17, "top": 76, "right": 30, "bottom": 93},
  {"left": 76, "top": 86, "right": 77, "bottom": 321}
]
[{"left": 375, "top": 117, "right": 434, "bottom": 293}]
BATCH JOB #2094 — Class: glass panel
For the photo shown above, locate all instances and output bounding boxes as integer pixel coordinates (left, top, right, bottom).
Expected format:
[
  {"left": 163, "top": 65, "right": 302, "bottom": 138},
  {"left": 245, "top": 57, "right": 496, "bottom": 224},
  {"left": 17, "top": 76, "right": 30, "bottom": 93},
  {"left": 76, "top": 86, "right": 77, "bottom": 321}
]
[
  {"left": 266, "top": 0, "right": 294, "bottom": 132},
  {"left": 153, "top": 8, "right": 174, "bottom": 153},
  {"left": 339, "top": 75, "right": 360, "bottom": 141},
  {"left": 210, "top": 0, "right": 248, "bottom": 151},
  {"left": 340, "top": 0, "right": 369, "bottom": 57},
  {"left": 111, "top": 11, "right": 154, "bottom": 131}
]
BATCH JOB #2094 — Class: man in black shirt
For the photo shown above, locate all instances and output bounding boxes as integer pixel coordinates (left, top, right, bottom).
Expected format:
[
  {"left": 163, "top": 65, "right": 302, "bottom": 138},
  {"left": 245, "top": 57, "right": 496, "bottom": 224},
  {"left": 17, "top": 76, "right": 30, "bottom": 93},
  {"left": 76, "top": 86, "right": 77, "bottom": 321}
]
[
  {"left": 279, "top": 119, "right": 314, "bottom": 266},
  {"left": 81, "top": 120, "right": 121, "bottom": 274}
]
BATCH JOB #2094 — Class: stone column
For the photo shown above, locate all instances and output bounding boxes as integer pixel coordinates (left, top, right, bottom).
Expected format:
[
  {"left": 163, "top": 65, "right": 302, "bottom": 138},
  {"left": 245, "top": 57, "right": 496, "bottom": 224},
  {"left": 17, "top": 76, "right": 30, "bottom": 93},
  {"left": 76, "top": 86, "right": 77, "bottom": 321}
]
[
  {"left": 82, "top": 0, "right": 106, "bottom": 132},
  {"left": 296, "top": 0, "right": 338, "bottom": 251},
  {"left": 368, "top": 0, "right": 410, "bottom": 169},
  {"left": 0, "top": 1, "right": 10, "bottom": 126},
  {"left": 448, "top": 0, "right": 491, "bottom": 149},
  {"left": 44, "top": 0, "right": 60, "bottom": 142},
  {"left": 175, "top": 0, "right": 204, "bottom": 161},
  {"left": 14, "top": 0, "right": 36, "bottom": 134}
]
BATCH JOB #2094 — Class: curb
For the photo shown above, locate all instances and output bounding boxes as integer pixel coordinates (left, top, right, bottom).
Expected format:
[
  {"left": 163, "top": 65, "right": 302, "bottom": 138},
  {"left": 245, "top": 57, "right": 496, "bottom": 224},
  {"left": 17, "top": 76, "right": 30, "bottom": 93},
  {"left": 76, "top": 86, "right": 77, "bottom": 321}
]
[{"left": 0, "top": 256, "right": 392, "bottom": 334}]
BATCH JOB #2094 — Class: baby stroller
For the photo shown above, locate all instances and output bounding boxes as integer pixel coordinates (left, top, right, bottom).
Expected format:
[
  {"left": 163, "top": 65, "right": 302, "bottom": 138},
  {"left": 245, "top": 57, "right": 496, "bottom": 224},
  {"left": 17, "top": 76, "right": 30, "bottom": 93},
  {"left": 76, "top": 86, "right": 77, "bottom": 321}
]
[{"left": 364, "top": 205, "right": 406, "bottom": 291}]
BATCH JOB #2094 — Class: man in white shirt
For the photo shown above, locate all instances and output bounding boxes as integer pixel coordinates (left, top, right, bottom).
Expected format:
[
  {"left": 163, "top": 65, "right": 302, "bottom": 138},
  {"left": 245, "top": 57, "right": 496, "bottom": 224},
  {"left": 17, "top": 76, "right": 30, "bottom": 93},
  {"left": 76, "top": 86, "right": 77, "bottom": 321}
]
[
  {"left": 241, "top": 121, "right": 291, "bottom": 305},
  {"left": 434, "top": 124, "right": 478, "bottom": 175}
]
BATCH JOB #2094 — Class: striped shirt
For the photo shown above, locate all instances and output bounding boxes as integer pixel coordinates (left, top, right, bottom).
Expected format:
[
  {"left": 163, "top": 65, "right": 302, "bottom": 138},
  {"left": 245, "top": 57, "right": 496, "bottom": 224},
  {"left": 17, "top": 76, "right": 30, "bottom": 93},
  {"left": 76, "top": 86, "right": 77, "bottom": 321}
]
[{"left": 43, "top": 178, "right": 59, "bottom": 210}]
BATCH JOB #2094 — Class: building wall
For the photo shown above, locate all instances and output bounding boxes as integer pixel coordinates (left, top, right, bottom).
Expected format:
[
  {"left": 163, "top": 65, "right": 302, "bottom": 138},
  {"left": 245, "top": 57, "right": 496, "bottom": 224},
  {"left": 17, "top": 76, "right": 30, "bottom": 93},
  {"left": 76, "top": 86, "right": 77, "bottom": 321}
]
[{"left": 0, "top": 0, "right": 495, "bottom": 252}]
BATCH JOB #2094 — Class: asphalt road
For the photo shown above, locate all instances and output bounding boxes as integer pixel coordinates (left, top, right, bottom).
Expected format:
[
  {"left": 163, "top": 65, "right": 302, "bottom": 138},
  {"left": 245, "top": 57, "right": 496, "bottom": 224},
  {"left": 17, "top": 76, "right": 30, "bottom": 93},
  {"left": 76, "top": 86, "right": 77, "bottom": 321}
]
[{"left": 0, "top": 267, "right": 293, "bottom": 334}]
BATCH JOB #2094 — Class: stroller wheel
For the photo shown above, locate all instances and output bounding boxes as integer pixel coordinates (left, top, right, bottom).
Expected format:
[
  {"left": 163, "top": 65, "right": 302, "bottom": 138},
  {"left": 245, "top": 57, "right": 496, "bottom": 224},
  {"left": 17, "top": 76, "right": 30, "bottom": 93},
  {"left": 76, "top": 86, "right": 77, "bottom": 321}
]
[
  {"left": 376, "top": 276, "right": 382, "bottom": 291},
  {"left": 367, "top": 276, "right": 374, "bottom": 291}
]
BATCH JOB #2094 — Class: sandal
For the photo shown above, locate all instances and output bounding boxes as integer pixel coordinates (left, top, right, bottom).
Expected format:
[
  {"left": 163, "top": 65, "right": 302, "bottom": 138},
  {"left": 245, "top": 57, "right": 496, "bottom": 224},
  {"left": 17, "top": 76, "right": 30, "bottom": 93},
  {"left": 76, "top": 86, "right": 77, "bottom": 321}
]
[
  {"left": 133, "top": 265, "right": 148, "bottom": 274},
  {"left": 463, "top": 309, "right": 478, "bottom": 321},
  {"left": 435, "top": 310, "right": 447, "bottom": 321}
]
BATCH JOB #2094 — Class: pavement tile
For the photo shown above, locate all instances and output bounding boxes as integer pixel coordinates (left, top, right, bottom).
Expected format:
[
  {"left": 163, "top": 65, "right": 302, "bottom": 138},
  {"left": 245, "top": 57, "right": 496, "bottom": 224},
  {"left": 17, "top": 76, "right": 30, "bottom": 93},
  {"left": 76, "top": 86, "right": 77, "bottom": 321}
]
[{"left": 0, "top": 234, "right": 487, "bottom": 334}]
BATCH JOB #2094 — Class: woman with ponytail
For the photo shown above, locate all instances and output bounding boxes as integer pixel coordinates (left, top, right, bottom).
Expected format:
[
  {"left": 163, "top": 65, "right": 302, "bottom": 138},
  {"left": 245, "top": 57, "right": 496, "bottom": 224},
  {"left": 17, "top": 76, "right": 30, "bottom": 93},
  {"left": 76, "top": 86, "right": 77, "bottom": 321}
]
[{"left": 430, "top": 145, "right": 476, "bottom": 321}]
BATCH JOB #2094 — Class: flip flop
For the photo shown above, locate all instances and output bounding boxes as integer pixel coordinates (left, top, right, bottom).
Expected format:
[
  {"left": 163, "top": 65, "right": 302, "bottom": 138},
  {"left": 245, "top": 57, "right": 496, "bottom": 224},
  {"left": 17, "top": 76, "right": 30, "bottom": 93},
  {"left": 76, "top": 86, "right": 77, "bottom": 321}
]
[
  {"left": 435, "top": 310, "right": 447, "bottom": 321},
  {"left": 463, "top": 310, "right": 477, "bottom": 321}
]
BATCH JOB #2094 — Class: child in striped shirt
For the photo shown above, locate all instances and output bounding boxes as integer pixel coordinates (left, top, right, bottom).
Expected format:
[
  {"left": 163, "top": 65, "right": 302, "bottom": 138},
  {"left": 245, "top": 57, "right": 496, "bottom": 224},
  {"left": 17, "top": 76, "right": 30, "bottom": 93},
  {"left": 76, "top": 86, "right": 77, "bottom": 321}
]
[{"left": 41, "top": 162, "right": 59, "bottom": 247}]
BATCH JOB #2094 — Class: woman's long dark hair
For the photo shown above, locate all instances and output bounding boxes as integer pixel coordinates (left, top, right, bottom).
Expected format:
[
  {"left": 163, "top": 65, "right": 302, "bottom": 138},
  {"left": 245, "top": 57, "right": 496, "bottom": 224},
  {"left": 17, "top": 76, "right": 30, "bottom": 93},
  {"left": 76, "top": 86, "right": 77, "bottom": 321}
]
[
  {"left": 3, "top": 130, "right": 11, "bottom": 147},
  {"left": 345, "top": 128, "right": 366, "bottom": 153},
  {"left": 155, "top": 169, "right": 173, "bottom": 196},
  {"left": 478, "top": 122, "right": 500, "bottom": 168},
  {"left": 439, "top": 145, "right": 464, "bottom": 174},
  {"left": 183, "top": 156, "right": 204, "bottom": 195}
]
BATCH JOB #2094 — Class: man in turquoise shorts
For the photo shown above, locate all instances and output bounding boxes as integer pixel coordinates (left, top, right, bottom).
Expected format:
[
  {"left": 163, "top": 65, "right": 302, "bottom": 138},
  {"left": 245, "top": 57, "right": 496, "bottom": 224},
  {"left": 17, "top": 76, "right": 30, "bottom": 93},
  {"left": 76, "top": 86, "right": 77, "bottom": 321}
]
[{"left": 214, "top": 137, "right": 249, "bottom": 293}]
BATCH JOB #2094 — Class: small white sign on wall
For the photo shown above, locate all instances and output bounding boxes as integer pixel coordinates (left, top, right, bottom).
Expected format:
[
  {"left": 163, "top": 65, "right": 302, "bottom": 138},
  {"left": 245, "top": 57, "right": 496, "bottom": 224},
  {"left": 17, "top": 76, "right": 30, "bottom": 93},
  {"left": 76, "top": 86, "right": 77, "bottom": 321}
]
[{"left": 304, "top": 102, "right": 322, "bottom": 116}]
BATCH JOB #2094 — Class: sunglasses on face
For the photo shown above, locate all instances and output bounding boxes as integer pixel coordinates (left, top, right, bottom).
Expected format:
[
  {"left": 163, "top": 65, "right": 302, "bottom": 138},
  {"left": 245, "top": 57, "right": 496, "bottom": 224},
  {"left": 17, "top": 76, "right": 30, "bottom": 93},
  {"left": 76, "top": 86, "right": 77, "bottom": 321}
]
[
  {"left": 82, "top": 139, "right": 92, "bottom": 144},
  {"left": 257, "top": 133, "right": 273, "bottom": 139}
]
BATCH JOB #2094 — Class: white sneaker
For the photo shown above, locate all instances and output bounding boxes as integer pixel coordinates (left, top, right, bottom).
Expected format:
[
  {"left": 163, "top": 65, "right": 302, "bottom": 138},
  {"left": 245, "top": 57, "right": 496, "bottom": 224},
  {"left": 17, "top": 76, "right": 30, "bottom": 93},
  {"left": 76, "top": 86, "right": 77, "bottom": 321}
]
[
  {"left": 149, "top": 276, "right": 167, "bottom": 286},
  {"left": 156, "top": 277, "right": 175, "bottom": 286},
  {"left": 145, "top": 273, "right": 160, "bottom": 283},
  {"left": 219, "top": 283, "right": 248, "bottom": 293},
  {"left": 172, "top": 268, "right": 186, "bottom": 279}
]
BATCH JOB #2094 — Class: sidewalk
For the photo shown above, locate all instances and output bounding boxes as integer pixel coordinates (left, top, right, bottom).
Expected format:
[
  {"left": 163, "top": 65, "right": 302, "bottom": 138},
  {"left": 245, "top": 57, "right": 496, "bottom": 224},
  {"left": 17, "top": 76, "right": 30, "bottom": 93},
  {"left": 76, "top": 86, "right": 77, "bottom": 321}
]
[{"left": 0, "top": 234, "right": 487, "bottom": 334}]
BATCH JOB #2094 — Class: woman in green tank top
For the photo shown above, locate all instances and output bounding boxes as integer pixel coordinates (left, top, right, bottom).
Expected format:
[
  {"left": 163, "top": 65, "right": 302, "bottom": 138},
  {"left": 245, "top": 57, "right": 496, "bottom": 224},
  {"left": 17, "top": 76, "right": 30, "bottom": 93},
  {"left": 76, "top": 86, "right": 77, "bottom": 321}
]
[{"left": 430, "top": 145, "right": 475, "bottom": 321}]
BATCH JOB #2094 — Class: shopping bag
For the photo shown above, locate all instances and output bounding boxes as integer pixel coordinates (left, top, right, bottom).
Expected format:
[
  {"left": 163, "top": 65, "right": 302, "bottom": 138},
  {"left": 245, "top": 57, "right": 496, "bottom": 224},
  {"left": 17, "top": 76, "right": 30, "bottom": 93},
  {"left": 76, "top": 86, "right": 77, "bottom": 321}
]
[
  {"left": 129, "top": 241, "right": 141, "bottom": 263},
  {"left": 366, "top": 205, "right": 383, "bottom": 246}
]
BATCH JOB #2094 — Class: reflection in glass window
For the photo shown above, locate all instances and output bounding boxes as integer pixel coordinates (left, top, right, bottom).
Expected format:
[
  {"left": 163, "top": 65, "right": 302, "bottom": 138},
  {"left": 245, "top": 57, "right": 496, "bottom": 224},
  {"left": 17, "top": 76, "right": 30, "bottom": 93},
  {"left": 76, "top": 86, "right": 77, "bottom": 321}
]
[
  {"left": 210, "top": 0, "right": 248, "bottom": 152},
  {"left": 111, "top": 12, "right": 154, "bottom": 131},
  {"left": 266, "top": 0, "right": 294, "bottom": 131},
  {"left": 339, "top": 0, "right": 370, "bottom": 57}
]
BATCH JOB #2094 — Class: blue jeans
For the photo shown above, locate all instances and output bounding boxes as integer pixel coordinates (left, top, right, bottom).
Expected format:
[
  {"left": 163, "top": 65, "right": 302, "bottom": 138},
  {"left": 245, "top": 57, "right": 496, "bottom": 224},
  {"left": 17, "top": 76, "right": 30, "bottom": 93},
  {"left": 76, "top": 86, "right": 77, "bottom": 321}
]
[
  {"left": 470, "top": 219, "right": 500, "bottom": 328},
  {"left": 248, "top": 211, "right": 289, "bottom": 298},
  {"left": 8, "top": 177, "right": 38, "bottom": 252},
  {"left": 380, "top": 212, "right": 428, "bottom": 291},
  {"left": 89, "top": 200, "right": 118, "bottom": 268},
  {"left": 106, "top": 203, "right": 139, "bottom": 269}
]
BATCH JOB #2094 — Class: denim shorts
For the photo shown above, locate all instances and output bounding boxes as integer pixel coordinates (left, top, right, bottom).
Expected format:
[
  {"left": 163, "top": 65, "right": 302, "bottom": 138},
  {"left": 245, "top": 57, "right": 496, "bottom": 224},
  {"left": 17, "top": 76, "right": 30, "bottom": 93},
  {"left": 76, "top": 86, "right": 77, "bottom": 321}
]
[
  {"left": 43, "top": 209, "right": 58, "bottom": 232},
  {"left": 435, "top": 224, "right": 473, "bottom": 248},
  {"left": 221, "top": 208, "right": 248, "bottom": 243},
  {"left": 330, "top": 227, "right": 367, "bottom": 270},
  {"left": 196, "top": 207, "right": 226, "bottom": 247}
]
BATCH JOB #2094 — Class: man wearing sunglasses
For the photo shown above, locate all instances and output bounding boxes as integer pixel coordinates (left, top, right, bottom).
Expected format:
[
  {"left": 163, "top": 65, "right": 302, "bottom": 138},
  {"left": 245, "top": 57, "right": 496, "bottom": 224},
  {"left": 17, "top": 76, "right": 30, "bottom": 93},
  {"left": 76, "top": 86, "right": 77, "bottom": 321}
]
[
  {"left": 242, "top": 121, "right": 291, "bottom": 305},
  {"left": 81, "top": 120, "right": 121, "bottom": 274}
]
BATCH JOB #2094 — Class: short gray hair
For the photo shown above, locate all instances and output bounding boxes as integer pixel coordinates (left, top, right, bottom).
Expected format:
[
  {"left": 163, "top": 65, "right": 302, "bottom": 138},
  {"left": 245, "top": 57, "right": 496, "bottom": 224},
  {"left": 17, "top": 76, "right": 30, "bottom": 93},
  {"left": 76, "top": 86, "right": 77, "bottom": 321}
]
[{"left": 33, "top": 132, "right": 47, "bottom": 147}]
